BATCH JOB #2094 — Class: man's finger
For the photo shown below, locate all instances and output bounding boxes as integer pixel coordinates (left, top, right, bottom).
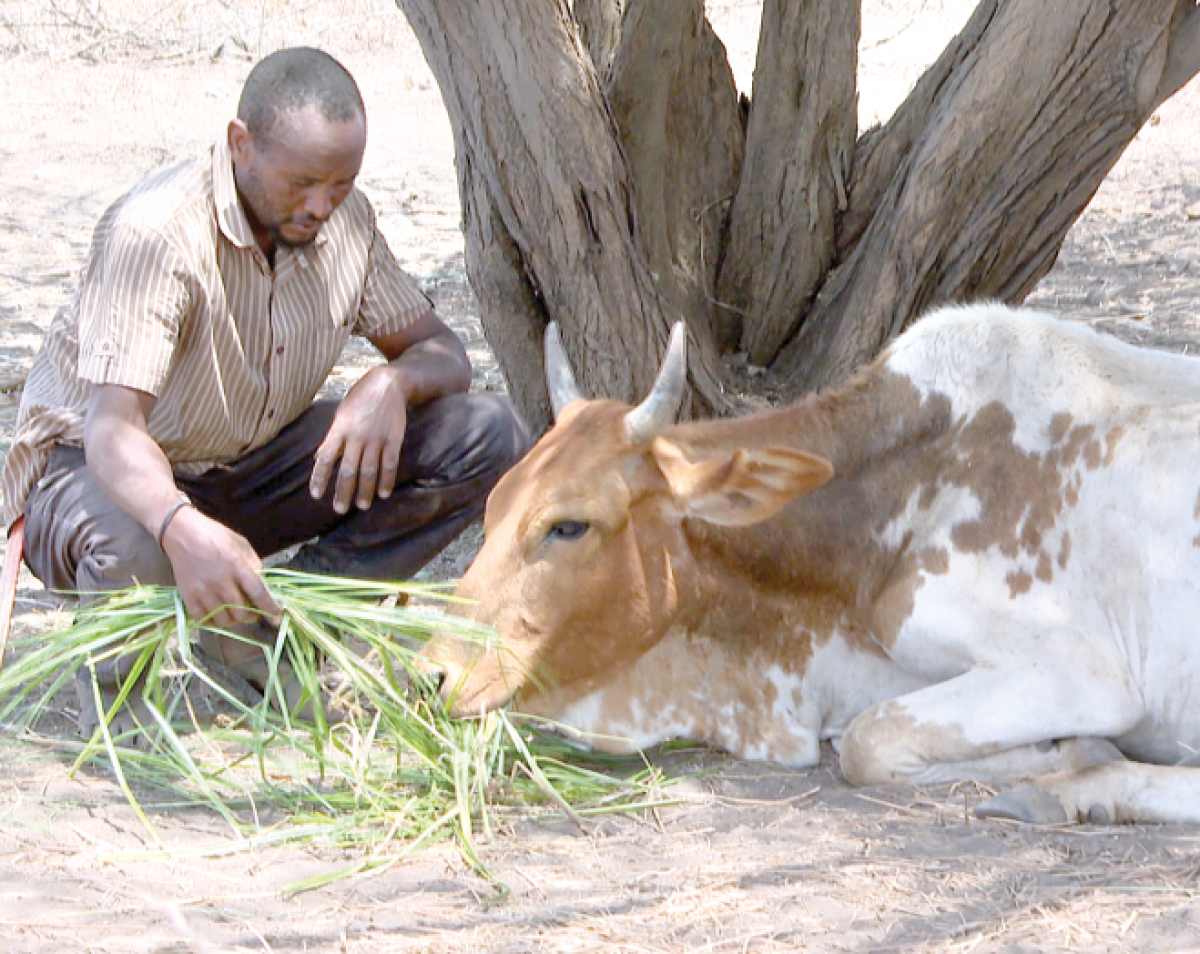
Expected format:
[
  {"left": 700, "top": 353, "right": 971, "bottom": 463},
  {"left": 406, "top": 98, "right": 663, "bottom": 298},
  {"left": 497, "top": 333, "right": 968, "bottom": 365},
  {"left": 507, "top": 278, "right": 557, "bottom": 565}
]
[
  {"left": 240, "top": 571, "right": 282, "bottom": 626},
  {"left": 377, "top": 435, "right": 404, "bottom": 500},
  {"left": 355, "top": 445, "right": 382, "bottom": 510},
  {"left": 310, "top": 439, "right": 342, "bottom": 500},
  {"left": 333, "top": 442, "right": 364, "bottom": 514}
]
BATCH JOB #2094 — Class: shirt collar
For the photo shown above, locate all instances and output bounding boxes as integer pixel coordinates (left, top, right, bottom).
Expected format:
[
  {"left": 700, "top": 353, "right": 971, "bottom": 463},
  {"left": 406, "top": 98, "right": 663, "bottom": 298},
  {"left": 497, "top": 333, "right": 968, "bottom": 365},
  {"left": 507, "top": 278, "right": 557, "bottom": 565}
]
[
  {"left": 212, "top": 135, "right": 256, "bottom": 250},
  {"left": 212, "top": 136, "right": 331, "bottom": 255}
]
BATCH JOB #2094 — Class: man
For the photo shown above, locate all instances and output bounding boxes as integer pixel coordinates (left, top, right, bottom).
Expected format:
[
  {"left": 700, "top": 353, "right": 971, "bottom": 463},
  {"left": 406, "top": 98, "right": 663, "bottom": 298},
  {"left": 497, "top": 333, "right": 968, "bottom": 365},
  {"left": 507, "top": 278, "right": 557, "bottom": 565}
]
[{"left": 1, "top": 47, "right": 529, "bottom": 734}]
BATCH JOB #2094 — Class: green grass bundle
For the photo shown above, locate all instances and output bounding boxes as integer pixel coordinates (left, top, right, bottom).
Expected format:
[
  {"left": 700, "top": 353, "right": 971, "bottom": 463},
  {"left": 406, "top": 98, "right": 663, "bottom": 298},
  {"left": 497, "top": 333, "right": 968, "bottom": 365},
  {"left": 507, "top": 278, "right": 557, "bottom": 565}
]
[{"left": 0, "top": 569, "right": 677, "bottom": 888}]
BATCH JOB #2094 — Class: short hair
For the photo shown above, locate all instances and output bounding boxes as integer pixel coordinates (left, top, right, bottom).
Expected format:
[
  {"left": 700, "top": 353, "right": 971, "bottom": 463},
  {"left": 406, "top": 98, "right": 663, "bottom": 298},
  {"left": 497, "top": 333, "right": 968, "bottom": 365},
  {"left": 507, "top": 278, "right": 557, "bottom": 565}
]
[{"left": 238, "top": 47, "right": 365, "bottom": 143}]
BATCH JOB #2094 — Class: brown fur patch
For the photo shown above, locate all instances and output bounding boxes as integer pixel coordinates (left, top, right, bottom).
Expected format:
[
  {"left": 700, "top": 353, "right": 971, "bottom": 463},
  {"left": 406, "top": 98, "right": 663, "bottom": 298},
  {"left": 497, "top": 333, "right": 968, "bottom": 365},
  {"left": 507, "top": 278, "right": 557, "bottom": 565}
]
[
  {"left": 1007, "top": 570, "right": 1034, "bottom": 597},
  {"left": 944, "top": 402, "right": 1123, "bottom": 593}
]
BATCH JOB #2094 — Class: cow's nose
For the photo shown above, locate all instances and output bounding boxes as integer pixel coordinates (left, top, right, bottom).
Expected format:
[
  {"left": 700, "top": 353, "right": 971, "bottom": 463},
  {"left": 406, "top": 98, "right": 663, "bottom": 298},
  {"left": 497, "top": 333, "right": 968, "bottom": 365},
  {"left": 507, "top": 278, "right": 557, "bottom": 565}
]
[
  {"left": 410, "top": 653, "right": 448, "bottom": 694},
  {"left": 425, "top": 666, "right": 447, "bottom": 694}
]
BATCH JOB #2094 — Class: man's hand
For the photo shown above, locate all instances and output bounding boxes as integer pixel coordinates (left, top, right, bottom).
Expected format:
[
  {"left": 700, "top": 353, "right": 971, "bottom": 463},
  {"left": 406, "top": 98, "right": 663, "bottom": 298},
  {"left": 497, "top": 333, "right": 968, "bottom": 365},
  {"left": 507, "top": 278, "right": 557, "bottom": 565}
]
[
  {"left": 309, "top": 364, "right": 410, "bottom": 514},
  {"left": 309, "top": 310, "right": 471, "bottom": 514},
  {"left": 84, "top": 384, "right": 278, "bottom": 628},
  {"left": 158, "top": 502, "right": 281, "bottom": 629}
]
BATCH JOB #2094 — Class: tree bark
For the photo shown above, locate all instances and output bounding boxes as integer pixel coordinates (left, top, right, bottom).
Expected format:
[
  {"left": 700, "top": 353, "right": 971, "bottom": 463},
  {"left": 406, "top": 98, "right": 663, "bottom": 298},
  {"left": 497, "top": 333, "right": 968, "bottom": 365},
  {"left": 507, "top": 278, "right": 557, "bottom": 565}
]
[
  {"left": 458, "top": 149, "right": 554, "bottom": 433},
  {"left": 574, "top": 0, "right": 623, "bottom": 74},
  {"left": 779, "top": 0, "right": 1200, "bottom": 392},
  {"left": 715, "top": 0, "right": 859, "bottom": 366},
  {"left": 1154, "top": 1, "right": 1200, "bottom": 108},
  {"left": 836, "top": 0, "right": 1000, "bottom": 262},
  {"left": 605, "top": 0, "right": 745, "bottom": 350},
  {"left": 398, "top": 0, "right": 729, "bottom": 429}
]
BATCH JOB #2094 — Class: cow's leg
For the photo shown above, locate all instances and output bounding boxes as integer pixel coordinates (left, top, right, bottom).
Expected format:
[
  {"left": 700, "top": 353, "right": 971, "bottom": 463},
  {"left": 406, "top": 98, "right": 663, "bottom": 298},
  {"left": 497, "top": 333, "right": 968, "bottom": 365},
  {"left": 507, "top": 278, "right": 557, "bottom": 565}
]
[
  {"left": 838, "top": 666, "right": 1139, "bottom": 787},
  {"left": 976, "top": 763, "right": 1200, "bottom": 825}
]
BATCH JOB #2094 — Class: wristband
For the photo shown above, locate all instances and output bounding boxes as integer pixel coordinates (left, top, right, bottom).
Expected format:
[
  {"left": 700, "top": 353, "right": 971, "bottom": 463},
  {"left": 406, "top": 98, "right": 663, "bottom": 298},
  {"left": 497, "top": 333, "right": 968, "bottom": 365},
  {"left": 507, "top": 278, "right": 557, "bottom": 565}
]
[{"left": 157, "top": 498, "right": 194, "bottom": 550}]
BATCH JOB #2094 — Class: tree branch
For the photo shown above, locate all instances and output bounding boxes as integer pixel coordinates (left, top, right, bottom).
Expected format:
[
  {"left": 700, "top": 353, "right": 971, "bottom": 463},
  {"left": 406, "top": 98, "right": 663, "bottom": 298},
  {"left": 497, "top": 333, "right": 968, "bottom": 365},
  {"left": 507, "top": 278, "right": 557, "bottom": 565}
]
[
  {"left": 1153, "top": 1, "right": 1200, "bottom": 109},
  {"left": 837, "top": 0, "right": 1000, "bottom": 261},
  {"left": 573, "top": 0, "right": 623, "bottom": 74},
  {"left": 606, "top": 0, "right": 745, "bottom": 353},
  {"left": 779, "top": 0, "right": 1181, "bottom": 392}
]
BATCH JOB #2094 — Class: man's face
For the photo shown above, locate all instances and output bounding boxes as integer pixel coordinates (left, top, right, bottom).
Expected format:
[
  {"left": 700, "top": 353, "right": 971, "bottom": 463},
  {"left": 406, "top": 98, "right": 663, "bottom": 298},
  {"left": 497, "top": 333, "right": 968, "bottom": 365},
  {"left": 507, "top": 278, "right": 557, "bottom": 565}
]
[{"left": 229, "top": 105, "right": 366, "bottom": 249}]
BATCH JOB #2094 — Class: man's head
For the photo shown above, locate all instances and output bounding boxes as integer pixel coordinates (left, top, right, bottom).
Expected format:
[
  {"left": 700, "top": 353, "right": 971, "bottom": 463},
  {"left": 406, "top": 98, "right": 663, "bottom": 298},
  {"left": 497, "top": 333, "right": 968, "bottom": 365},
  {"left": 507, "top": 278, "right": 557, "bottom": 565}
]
[{"left": 229, "top": 47, "right": 367, "bottom": 251}]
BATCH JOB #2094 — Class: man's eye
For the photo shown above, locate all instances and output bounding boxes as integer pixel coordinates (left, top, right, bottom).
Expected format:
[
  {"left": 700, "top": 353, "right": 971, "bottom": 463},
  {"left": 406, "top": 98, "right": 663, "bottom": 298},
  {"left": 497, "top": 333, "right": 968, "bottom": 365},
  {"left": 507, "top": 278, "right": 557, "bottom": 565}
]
[{"left": 547, "top": 520, "right": 589, "bottom": 542}]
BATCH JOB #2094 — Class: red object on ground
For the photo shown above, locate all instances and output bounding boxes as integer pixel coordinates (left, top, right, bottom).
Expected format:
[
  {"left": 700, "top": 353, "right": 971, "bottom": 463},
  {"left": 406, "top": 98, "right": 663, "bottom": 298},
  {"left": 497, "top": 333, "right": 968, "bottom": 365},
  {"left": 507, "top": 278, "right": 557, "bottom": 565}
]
[{"left": 0, "top": 515, "right": 26, "bottom": 671}]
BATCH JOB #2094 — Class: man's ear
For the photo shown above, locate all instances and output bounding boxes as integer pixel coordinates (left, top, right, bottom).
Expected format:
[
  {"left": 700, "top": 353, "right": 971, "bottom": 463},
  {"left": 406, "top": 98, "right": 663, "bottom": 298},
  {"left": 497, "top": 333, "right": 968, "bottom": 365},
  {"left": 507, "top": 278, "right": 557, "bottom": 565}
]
[
  {"left": 651, "top": 437, "right": 834, "bottom": 527},
  {"left": 228, "top": 119, "right": 253, "bottom": 164}
]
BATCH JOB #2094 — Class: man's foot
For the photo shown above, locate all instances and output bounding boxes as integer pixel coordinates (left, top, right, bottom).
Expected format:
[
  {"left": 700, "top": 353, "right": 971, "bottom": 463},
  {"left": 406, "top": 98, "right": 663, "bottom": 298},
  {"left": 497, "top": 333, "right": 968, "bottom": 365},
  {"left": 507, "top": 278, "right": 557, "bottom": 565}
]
[
  {"left": 196, "top": 625, "right": 341, "bottom": 724},
  {"left": 74, "top": 666, "right": 158, "bottom": 750}
]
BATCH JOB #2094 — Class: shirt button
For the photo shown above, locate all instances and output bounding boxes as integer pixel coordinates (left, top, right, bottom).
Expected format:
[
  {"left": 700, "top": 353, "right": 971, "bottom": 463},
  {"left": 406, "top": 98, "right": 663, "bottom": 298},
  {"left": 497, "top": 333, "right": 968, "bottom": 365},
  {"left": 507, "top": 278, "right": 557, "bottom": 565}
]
[
  {"left": 267, "top": 409, "right": 275, "bottom": 419},
  {"left": 276, "top": 345, "right": 285, "bottom": 355}
]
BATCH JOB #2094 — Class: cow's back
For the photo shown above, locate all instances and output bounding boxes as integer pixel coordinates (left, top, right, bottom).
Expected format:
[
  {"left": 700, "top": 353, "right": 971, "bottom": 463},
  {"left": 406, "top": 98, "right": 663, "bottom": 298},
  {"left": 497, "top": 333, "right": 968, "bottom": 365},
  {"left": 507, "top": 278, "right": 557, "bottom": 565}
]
[{"left": 884, "top": 304, "right": 1200, "bottom": 424}]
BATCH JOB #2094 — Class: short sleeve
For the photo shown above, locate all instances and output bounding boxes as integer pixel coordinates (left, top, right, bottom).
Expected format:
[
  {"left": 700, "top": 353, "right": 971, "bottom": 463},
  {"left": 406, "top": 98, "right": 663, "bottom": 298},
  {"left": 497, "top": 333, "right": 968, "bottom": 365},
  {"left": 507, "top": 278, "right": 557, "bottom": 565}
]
[
  {"left": 353, "top": 214, "right": 433, "bottom": 340},
  {"left": 76, "top": 223, "right": 191, "bottom": 396}
]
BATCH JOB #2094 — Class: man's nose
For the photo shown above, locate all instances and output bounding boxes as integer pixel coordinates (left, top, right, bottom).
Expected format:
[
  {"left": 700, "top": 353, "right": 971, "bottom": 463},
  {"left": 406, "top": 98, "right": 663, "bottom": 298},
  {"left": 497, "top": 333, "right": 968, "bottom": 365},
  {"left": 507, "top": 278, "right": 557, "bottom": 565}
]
[{"left": 302, "top": 185, "right": 334, "bottom": 220}]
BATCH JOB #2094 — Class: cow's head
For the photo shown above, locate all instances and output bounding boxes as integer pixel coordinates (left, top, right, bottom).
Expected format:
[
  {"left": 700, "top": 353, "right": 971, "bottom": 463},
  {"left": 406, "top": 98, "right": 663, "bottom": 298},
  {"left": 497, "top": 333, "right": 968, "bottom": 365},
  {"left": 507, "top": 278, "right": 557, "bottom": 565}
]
[{"left": 421, "top": 323, "right": 833, "bottom": 751}]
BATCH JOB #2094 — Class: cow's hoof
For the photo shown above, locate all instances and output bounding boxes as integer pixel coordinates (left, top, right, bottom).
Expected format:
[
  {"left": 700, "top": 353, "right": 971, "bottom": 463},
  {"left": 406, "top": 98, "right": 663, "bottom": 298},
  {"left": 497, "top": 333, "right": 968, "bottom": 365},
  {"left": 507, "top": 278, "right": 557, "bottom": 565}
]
[
  {"left": 975, "top": 784, "right": 1068, "bottom": 824},
  {"left": 1086, "top": 803, "right": 1111, "bottom": 825}
]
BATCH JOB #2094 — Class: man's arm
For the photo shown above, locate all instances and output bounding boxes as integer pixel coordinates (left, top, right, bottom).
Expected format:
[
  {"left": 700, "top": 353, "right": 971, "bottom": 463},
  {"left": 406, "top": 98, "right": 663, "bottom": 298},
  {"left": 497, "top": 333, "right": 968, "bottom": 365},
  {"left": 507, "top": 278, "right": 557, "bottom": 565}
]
[
  {"left": 309, "top": 308, "right": 471, "bottom": 513},
  {"left": 84, "top": 384, "right": 280, "bottom": 627},
  {"left": 371, "top": 307, "right": 472, "bottom": 399}
]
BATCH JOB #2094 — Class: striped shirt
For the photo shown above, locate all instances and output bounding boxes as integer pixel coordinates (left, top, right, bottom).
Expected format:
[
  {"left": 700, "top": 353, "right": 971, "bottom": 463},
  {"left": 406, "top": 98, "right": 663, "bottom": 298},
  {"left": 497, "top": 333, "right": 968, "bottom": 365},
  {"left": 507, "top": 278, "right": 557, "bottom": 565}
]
[{"left": 2, "top": 136, "right": 432, "bottom": 528}]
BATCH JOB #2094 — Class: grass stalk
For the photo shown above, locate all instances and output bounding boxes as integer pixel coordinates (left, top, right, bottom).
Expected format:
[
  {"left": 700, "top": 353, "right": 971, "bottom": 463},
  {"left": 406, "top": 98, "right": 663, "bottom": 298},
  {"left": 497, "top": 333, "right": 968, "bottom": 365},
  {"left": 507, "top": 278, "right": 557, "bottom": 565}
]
[{"left": 0, "top": 568, "right": 674, "bottom": 886}]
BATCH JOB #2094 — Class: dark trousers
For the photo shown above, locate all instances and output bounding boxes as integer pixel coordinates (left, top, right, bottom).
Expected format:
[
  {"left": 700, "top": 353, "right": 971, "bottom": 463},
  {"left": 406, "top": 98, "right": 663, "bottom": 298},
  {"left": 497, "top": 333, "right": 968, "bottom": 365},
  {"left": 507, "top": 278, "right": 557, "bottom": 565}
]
[{"left": 24, "top": 393, "right": 529, "bottom": 599}]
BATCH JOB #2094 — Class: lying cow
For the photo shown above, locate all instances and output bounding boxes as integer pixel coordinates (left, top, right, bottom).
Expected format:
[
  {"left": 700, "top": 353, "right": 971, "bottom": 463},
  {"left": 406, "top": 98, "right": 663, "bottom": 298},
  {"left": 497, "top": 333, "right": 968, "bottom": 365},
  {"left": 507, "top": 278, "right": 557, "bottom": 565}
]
[{"left": 422, "top": 303, "right": 1200, "bottom": 826}]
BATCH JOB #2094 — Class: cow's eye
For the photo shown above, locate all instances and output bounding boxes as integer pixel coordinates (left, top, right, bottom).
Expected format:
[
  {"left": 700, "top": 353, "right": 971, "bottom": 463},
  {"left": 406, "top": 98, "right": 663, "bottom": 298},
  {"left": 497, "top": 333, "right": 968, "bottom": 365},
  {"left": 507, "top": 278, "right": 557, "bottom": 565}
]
[{"left": 547, "top": 520, "right": 589, "bottom": 542}]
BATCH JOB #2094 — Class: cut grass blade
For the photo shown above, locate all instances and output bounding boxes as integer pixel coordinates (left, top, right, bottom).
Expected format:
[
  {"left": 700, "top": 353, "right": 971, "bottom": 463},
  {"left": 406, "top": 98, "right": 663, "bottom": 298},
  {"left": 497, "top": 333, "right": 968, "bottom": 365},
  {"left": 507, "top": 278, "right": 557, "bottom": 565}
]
[{"left": 0, "top": 568, "right": 676, "bottom": 885}]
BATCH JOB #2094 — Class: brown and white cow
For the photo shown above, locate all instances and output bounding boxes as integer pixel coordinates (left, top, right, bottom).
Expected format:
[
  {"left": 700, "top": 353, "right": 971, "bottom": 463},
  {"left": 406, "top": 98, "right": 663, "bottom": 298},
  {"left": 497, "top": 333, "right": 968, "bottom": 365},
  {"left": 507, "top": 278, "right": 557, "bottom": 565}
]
[{"left": 422, "top": 303, "right": 1200, "bottom": 825}]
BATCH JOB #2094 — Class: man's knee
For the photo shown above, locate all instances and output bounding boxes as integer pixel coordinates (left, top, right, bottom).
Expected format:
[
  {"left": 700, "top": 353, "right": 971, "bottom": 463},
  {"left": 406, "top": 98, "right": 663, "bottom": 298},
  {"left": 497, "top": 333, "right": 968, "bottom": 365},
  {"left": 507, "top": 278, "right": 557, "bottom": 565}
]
[
  {"left": 412, "top": 392, "right": 529, "bottom": 485},
  {"left": 23, "top": 449, "right": 174, "bottom": 597},
  {"left": 467, "top": 393, "right": 531, "bottom": 474}
]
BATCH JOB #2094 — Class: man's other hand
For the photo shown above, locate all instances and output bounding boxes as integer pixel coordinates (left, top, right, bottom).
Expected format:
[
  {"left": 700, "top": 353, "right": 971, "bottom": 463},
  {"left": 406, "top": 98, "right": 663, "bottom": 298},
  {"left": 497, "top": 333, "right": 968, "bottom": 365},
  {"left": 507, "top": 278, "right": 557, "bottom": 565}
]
[
  {"left": 159, "top": 504, "right": 281, "bottom": 628},
  {"left": 309, "top": 363, "right": 410, "bottom": 514}
]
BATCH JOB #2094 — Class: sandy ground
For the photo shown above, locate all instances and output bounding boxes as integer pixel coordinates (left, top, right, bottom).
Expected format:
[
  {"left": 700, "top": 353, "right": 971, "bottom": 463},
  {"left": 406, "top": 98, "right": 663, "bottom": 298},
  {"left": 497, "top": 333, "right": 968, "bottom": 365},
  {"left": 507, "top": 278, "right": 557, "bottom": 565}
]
[{"left": 3, "top": 2, "right": 1200, "bottom": 952}]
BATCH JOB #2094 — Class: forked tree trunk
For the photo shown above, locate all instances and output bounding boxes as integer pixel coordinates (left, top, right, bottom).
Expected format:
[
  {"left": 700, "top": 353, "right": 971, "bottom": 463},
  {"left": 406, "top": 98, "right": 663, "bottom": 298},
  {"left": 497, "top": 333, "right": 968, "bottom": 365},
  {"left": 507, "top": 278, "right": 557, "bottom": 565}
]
[{"left": 396, "top": 0, "right": 1200, "bottom": 428}]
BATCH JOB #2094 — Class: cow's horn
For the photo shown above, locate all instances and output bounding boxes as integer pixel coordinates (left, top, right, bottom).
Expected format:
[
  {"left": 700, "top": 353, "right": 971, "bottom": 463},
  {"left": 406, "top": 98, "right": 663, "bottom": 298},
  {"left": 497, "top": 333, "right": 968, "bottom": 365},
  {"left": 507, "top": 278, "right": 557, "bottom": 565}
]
[
  {"left": 544, "top": 322, "right": 585, "bottom": 420},
  {"left": 625, "top": 322, "right": 688, "bottom": 444}
]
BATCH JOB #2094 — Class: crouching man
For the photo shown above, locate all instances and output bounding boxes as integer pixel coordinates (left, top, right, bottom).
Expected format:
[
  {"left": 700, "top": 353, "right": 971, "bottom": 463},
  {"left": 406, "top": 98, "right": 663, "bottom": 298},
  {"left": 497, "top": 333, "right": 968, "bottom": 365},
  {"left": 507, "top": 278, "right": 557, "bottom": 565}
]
[{"left": 0, "top": 47, "right": 528, "bottom": 734}]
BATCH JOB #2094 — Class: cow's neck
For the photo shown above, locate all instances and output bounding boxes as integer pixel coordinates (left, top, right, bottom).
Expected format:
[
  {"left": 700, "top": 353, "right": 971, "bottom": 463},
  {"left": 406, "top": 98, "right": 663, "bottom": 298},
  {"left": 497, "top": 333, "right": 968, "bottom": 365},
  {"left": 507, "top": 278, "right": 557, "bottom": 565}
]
[{"left": 673, "top": 366, "right": 952, "bottom": 646}]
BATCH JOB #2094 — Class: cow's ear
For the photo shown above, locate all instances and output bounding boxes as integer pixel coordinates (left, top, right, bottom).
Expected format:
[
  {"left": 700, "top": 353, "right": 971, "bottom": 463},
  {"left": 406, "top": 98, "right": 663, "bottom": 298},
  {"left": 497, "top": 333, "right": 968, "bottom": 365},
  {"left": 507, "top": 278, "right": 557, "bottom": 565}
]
[{"left": 651, "top": 438, "right": 834, "bottom": 526}]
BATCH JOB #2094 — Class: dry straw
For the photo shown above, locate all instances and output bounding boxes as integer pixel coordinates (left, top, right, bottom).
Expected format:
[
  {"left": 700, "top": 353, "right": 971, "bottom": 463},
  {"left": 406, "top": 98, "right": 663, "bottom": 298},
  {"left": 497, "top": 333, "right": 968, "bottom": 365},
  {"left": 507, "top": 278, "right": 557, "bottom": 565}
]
[{"left": 0, "top": 568, "right": 678, "bottom": 891}]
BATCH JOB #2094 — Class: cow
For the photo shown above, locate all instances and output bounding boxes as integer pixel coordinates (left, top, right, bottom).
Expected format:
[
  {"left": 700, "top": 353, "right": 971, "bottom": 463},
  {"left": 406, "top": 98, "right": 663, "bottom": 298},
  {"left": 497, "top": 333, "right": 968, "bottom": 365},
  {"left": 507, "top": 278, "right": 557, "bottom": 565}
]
[{"left": 421, "top": 303, "right": 1200, "bottom": 826}]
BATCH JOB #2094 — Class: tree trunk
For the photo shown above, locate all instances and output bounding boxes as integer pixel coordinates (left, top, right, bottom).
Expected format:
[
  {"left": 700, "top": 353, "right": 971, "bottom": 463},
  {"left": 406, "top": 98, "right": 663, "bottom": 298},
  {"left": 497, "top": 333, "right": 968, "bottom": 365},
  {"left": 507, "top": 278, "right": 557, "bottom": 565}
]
[
  {"left": 574, "top": 0, "right": 623, "bottom": 74},
  {"left": 716, "top": 0, "right": 859, "bottom": 366},
  {"left": 397, "top": 0, "right": 729, "bottom": 431},
  {"left": 605, "top": 0, "right": 745, "bottom": 351},
  {"left": 458, "top": 149, "right": 553, "bottom": 432},
  {"left": 778, "top": 0, "right": 1200, "bottom": 392}
]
